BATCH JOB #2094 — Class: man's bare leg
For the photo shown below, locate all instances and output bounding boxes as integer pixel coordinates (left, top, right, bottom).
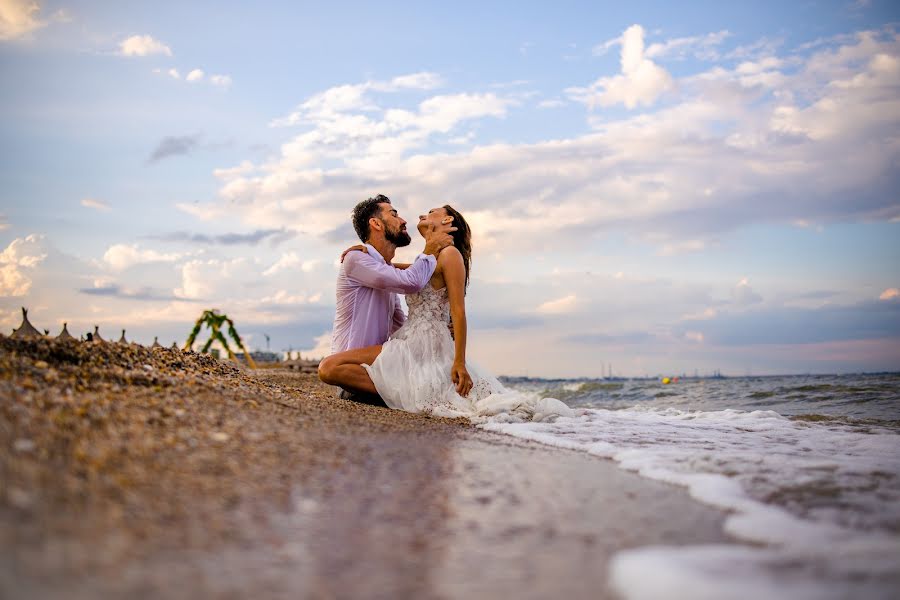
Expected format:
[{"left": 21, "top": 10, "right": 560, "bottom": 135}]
[{"left": 317, "top": 345, "right": 382, "bottom": 394}]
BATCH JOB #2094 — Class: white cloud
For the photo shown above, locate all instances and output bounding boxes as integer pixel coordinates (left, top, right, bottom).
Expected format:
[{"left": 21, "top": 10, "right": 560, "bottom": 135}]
[
  {"left": 592, "top": 34, "right": 621, "bottom": 57},
  {"left": 645, "top": 30, "right": 730, "bottom": 61},
  {"left": 732, "top": 277, "right": 763, "bottom": 306},
  {"left": 271, "top": 71, "right": 446, "bottom": 127},
  {"left": 0, "top": 0, "right": 46, "bottom": 40},
  {"left": 683, "top": 330, "right": 705, "bottom": 343},
  {"left": 81, "top": 198, "right": 110, "bottom": 211},
  {"left": 569, "top": 24, "right": 674, "bottom": 109},
  {"left": 536, "top": 294, "right": 579, "bottom": 314},
  {"left": 103, "top": 244, "right": 182, "bottom": 271},
  {"left": 300, "top": 330, "right": 333, "bottom": 360},
  {"left": 538, "top": 99, "right": 566, "bottom": 109},
  {"left": 186, "top": 68, "right": 204, "bottom": 82},
  {"left": 658, "top": 239, "right": 708, "bottom": 256},
  {"left": 209, "top": 74, "right": 232, "bottom": 87},
  {"left": 119, "top": 34, "right": 172, "bottom": 57},
  {"left": 385, "top": 72, "right": 443, "bottom": 90},
  {"left": 0, "top": 234, "right": 47, "bottom": 296},
  {"left": 262, "top": 252, "right": 319, "bottom": 277},
  {"left": 199, "top": 26, "right": 900, "bottom": 250},
  {"left": 880, "top": 288, "right": 899, "bottom": 301},
  {"left": 167, "top": 68, "right": 180, "bottom": 79}
]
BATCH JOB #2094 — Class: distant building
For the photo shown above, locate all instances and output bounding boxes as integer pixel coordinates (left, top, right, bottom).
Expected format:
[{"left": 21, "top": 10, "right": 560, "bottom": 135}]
[{"left": 239, "top": 350, "right": 281, "bottom": 364}]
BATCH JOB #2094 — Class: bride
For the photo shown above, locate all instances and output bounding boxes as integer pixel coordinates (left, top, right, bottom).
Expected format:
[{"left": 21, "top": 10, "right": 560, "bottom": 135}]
[{"left": 332, "top": 205, "right": 572, "bottom": 423}]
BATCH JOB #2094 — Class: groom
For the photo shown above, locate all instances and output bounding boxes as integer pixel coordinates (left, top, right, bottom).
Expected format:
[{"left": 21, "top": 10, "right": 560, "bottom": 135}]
[{"left": 318, "top": 194, "right": 455, "bottom": 405}]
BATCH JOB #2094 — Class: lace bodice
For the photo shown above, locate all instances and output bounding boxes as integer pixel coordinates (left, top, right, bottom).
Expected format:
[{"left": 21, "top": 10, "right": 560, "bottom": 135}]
[{"left": 392, "top": 284, "right": 451, "bottom": 341}]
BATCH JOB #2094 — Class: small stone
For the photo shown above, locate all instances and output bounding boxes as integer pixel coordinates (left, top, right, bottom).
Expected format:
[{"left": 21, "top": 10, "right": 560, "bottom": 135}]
[
  {"left": 13, "top": 439, "right": 36, "bottom": 453},
  {"left": 142, "top": 364, "right": 153, "bottom": 371},
  {"left": 8, "top": 487, "right": 32, "bottom": 509},
  {"left": 34, "top": 360, "right": 49, "bottom": 369},
  {"left": 210, "top": 432, "right": 229, "bottom": 443}
]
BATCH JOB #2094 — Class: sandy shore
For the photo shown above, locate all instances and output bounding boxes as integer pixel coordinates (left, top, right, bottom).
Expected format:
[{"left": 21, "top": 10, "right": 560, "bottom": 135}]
[{"left": 1, "top": 336, "right": 728, "bottom": 599}]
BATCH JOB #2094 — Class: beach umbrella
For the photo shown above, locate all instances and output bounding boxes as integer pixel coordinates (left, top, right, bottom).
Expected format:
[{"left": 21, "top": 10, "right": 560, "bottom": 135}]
[
  {"left": 56, "top": 322, "right": 75, "bottom": 341},
  {"left": 11, "top": 308, "right": 42, "bottom": 338},
  {"left": 92, "top": 326, "right": 105, "bottom": 343},
  {"left": 118, "top": 329, "right": 128, "bottom": 344},
  {"left": 151, "top": 336, "right": 161, "bottom": 348}
]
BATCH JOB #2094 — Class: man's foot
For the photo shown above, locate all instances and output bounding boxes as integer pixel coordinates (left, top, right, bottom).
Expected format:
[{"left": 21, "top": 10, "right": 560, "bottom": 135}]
[{"left": 338, "top": 389, "right": 388, "bottom": 408}]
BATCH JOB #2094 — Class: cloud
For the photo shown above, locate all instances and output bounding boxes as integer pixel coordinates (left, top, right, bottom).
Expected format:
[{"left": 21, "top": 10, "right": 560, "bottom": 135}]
[
  {"left": 568, "top": 331, "right": 654, "bottom": 345},
  {"left": 201, "top": 26, "right": 900, "bottom": 249},
  {"left": 119, "top": 34, "right": 172, "bottom": 57},
  {"left": 147, "top": 134, "right": 200, "bottom": 163},
  {"left": 102, "top": 244, "right": 182, "bottom": 271},
  {"left": 568, "top": 24, "right": 674, "bottom": 109},
  {"left": 186, "top": 68, "right": 204, "bottom": 82},
  {"left": 149, "top": 228, "right": 296, "bottom": 246},
  {"left": 299, "top": 330, "right": 332, "bottom": 360},
  {"left": 201, "top": 24, "right": 899, "bottom": 245},
  {"left": 537, "top": 99, "right": 566, "bottom": 109},
  {"left": 81, "top": 198, "right": 110, "bottom": 211},
  {"left": 731, "top": 277, "right": 763, "bottom": 305},
  {"left": 79, "top": 282, "right": 193, "bottom": 302},
  {"left": 0, "top": 0, "right": 46, "bottom": 40},
  {"left": 0, "top": 234, "right": 47, "bottom": 296},
  {"left": 270, "top": 71, "right": 447, "bottom": 127},
  {"left": 645, "top": 30, "right": 731, "bottom": 61},
  {"left": 679, "top": 299, "right": 900, "bottom": 345},
  {"left": 658, "top": 238, "right": 709, "bottom": 256},
  {"left": 209, "top": 74, "right": 232, "bottom": 87},
  {"left": 880, "top": 288, "right": 899, "bottom": 301},
  {"left": 262, "top": 252, "right": 320, "bottom": 277},
  {"left": 536, "top": 294, "right": 579, "bottom": 314}
]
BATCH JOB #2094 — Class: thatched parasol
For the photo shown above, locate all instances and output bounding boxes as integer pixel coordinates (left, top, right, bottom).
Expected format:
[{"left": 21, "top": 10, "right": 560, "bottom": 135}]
[
  {"left": 151, "top": 336, "right": 161, "bottom": 348},
  {"left": 92, "top": 326, "right": 105, "bottom": 343},
  {"left": 57, "top": 322, "right": 75, "bottom": 341},
  {"left": 118, "top": 329, "right": 128, "bottom": 344},
  {"left": 11, "top": 308, "right": 42, "bottom": 338}
]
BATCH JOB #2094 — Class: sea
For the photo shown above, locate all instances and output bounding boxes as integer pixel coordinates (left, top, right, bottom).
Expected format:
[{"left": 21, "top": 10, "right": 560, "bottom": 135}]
[{"left": 493, "top": 372, "right": 900, "bottom": 600}]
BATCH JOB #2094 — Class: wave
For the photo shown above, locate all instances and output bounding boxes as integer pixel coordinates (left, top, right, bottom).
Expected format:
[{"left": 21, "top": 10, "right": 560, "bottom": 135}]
[{"left": 481, "top": 405, "right": 900, "bottom": 598}]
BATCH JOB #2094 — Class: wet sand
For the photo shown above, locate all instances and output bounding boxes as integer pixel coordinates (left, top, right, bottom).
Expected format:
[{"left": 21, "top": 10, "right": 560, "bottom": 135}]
[{"left": 1, "top": 336, "right": 728, "bottom": 599}]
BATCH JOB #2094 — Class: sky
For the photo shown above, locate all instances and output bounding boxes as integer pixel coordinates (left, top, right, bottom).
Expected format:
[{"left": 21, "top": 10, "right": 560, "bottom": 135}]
[{"left": 1, "top": 0, "right": 899, "bottom": 377}]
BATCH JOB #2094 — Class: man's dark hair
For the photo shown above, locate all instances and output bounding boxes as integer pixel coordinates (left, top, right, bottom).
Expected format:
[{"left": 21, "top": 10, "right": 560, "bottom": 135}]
[{"left": 352, "top": 194, "right": 390, "bottom": 243}]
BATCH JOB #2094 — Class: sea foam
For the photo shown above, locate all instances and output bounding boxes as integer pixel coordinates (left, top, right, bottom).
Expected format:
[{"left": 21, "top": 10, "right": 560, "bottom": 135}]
[{"left": 481, "top": 405, "right": 900, "bottom": 598}]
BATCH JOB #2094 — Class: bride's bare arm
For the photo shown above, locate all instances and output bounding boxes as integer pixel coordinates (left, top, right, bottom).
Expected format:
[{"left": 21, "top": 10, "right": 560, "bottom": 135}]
[
  {"left": 392, "top": 263, "right": 412, "bottom": 269},
  {"left": 441, "top": 246, "right": 473, "bottom": 397}
]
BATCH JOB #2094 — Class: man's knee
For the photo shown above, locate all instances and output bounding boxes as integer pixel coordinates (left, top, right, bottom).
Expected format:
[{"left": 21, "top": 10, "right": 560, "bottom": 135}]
[{"left": 318, "top": 356, "right": 336, "bottom": 384}]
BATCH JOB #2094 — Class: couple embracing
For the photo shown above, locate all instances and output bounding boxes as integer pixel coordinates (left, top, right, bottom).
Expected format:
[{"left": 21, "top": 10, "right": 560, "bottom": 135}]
[{"left": 318, "top": 194, "right": 572, "bottom": 423}]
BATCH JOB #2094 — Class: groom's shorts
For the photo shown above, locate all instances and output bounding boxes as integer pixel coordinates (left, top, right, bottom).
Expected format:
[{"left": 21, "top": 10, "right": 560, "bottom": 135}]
[{"left": 338, "top": 388, "right": 389, "bottom": 408}]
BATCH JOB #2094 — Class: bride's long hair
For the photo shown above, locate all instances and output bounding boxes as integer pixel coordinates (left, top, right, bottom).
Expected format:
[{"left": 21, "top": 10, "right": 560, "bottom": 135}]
[{"left": 443, "top": 205, "right": 472, "bottom": 287}]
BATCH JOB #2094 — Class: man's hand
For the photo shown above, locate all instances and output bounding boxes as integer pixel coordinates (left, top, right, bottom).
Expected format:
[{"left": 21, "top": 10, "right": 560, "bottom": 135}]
[
  {"left": 423, "top": 222, "right": 457, "bottom": 256},
  {"left": 340, "top": 244, "right": 368, "bottom": 263},
  {"left": 451, "top": 360, "right": 473, "bottom": 397}
]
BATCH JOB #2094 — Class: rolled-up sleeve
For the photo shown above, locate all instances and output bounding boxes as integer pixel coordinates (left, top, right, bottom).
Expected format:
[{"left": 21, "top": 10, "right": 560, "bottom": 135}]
[{"left": 344, "top": 252, "right": 436, "bottom": 294}]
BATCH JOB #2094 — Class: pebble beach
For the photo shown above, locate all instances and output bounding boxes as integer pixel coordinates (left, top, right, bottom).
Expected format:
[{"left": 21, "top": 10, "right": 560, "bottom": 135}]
[{"left": 1, "top": 335, "right": 729, "bottom": 599}]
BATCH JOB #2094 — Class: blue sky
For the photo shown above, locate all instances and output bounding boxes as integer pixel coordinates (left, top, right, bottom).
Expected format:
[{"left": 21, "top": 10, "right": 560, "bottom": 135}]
[{"left": 1, "top": 0, "right": 898, "bottom": 377}]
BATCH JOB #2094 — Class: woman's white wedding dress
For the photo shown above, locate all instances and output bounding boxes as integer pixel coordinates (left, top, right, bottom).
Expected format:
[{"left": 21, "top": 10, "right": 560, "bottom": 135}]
[{"left": 363, "top": 284, "right": 574, "bottom": 423}]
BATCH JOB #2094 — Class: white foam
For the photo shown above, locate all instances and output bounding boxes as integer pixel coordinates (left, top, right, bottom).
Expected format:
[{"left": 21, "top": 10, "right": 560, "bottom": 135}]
[{"left": 480, "top": 406, "right": 900, "bottom": 598}]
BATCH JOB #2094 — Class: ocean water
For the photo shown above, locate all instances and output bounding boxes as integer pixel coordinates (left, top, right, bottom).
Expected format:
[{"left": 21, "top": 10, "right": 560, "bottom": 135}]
[{"left": 491, "top": 373, "right": 900, "bottom": 600}]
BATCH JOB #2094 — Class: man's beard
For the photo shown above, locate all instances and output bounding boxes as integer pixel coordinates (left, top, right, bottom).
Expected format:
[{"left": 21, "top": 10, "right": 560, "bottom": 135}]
[{"left": 384, "top": 224, "right": 412, "bottom": 247}]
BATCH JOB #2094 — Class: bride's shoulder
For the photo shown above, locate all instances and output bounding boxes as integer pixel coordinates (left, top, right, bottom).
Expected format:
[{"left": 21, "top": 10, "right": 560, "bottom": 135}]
[{"left": 437, "top": 245, "right": 462, "bottom": 262}]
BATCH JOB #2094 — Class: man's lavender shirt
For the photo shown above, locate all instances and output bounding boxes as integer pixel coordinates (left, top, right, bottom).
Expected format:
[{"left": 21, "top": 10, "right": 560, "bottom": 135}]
[{"left": 330, "top": 244, "right": 437, "bottom": 354}]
